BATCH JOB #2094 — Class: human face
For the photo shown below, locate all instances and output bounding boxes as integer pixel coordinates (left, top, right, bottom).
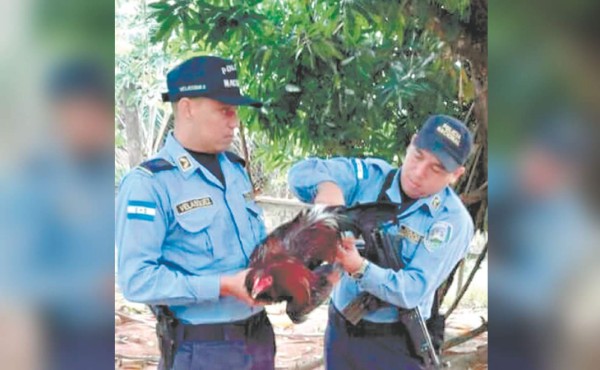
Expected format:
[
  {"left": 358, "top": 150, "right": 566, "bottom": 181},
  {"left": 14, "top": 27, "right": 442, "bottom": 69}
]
[
  {"left": 177, "top": 97, "right": 239, "bottom": 153},
  {"left": 400, "top": 144, "right": 465, "bottom": 199}
]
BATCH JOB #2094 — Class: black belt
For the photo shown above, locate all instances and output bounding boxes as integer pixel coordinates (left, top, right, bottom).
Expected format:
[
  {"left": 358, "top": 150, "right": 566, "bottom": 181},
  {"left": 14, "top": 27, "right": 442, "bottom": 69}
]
[
  {"left": 330, "top": 304, "right": 408, "bottom": 337},
  {"left": 180, "top": 310, "right": 269, "bottom": 341}
]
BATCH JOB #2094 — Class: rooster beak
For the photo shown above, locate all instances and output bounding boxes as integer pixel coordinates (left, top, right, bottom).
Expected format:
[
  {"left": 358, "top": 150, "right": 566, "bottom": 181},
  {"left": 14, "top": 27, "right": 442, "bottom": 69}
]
[{"left": 251, "top": 276, "right": 271, "bottom": 300}]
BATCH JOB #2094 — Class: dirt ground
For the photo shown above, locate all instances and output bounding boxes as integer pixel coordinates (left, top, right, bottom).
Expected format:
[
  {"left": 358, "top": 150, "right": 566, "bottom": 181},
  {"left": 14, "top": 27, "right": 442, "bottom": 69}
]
[{"left": 115, "top": 290, "right": 487, "bottom": 370}]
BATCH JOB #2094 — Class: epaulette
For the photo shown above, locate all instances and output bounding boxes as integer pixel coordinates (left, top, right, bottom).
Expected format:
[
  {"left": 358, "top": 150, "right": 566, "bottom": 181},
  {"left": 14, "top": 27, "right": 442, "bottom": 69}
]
[
  {"left": 225, "top": 151, "right": 246, "bottom": 168},
  {"left": 136, "top": 158, "right": 176, "bottom": 176}
]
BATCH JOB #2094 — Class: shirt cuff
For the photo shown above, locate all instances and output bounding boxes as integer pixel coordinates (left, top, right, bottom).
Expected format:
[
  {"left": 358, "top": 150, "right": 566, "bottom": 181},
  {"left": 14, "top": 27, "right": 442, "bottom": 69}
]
[
  {"left": 356, "top": 261, "right": 387, "bottom": 293},
  {"left": 188, "top": 274, "right": 221, "bottom": 302}
]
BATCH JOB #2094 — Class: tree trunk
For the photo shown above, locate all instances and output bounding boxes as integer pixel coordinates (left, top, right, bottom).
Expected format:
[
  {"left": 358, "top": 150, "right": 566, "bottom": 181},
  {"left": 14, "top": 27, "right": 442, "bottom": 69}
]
[{"left": 120, "top": 85, "right": 144, "bottom": 168}]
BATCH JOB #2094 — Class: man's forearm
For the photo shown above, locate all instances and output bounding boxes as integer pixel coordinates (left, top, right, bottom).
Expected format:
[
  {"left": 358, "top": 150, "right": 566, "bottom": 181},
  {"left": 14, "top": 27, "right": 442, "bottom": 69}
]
[{"left": 315, "top": 181, "right": 345, "bottom": 205}]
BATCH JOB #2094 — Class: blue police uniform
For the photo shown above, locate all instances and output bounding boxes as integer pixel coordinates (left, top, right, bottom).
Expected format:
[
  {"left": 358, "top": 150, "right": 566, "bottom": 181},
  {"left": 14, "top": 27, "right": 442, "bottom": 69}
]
[
  {"left": 116, "top": 132, "right": 274, "bottom": 369},
  {"left": 288, "top": 156, "right": 474, "bottom": 369}
]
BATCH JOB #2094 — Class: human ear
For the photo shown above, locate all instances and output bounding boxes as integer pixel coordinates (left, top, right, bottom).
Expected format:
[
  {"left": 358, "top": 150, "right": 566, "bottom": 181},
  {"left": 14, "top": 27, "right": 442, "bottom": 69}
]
[{"left": 449, "top": 166, "right": 466, "bottom": 184}]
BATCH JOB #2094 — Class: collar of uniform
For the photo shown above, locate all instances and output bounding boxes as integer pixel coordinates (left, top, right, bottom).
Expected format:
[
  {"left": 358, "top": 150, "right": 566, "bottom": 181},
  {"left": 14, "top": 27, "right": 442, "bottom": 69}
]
[
  {"left": 419, "top": 187, "right": 449, "bottom": 216},
  {"left": 163, "top": 132, "right": 201, "bottom": 179},
  {"left": 385, "top": 167, "right": 448, "bottom": 217}
]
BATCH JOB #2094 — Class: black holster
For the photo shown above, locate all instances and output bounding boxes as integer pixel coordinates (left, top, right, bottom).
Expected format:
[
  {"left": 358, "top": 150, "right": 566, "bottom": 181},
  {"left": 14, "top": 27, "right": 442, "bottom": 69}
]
[{"left": 150, "top": 305, "right": 179, "bottom": 370}]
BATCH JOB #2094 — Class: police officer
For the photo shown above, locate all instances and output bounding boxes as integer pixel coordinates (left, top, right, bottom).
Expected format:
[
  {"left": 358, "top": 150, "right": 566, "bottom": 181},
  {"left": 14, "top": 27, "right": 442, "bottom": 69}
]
[
  {"left": 288, "top": 115, "right": 475, "bottom": 369},
  {"left": 116, "top": 56, "right": 275, "bottom": 370}
]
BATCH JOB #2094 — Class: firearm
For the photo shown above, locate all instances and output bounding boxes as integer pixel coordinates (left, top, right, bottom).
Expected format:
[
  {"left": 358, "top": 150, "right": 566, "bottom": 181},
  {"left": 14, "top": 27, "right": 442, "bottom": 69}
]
[
  {"left": 149, "top": 305, "right": 179, "bottom": 370},
  {"left": 341, "top": 225, "right": 402, "bottom": 324},
  {"left": 399, "top": 307, "right": 442, "bottom": 369},
  {"left": 341, "top": 225, "right": 442, "bottom": 368}
]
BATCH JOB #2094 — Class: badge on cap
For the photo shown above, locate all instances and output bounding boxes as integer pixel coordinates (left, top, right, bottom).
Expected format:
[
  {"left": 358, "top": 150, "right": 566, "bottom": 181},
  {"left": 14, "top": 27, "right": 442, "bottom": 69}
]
[
  {"left": 424, "top": 221, "right": 452, "bottom": 252},
  {"left": 178, "top": 156, "right": 192, "bottom": 171},
  {"left": 436, "top": 123, "right": 462, "bottom": 147}
]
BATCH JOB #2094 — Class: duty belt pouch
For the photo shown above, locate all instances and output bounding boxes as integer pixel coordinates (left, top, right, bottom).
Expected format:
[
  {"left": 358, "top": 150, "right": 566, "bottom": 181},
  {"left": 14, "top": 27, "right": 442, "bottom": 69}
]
[{"left": 151, "top": 305, "right": 180, "bottom": 370}]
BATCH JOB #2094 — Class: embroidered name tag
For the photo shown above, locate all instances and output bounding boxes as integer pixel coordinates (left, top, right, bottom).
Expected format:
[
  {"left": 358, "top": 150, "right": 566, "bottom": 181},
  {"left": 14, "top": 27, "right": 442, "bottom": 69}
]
[
  {"left": 176, "top": 197, "right": 213, "bottom": 214},
  {"left": 399, "top": 224, "right": 423, "bottom": 244}
]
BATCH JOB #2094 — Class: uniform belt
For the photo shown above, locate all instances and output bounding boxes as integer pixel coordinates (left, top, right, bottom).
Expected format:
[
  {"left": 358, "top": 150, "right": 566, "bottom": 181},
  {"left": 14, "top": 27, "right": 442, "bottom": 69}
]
[
  {"left": 330, "top": 304, "right": 408, "bottom": 338},
  {"left": 180, "top": 310, "right": 268, "bottom": 341}
]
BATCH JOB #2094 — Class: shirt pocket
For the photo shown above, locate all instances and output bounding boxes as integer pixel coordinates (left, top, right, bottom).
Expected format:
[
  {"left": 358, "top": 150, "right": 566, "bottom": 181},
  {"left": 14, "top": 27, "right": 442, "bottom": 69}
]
[
  {"left": 172, "top": 206, "right": 218, "bottom": 260},
  {"left": 245, "top": 201, "right": 266, "bottom": 245}
]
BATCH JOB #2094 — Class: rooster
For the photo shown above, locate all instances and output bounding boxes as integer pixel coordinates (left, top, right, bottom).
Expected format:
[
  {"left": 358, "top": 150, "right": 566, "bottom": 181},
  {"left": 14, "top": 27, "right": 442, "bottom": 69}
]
[{"left": 245, "top": 202, "right": 400, "bottom": 323}]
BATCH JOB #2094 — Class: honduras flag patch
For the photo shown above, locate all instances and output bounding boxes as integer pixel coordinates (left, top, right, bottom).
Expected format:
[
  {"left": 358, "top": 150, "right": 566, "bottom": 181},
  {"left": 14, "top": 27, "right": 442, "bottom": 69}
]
[{"left": 127, "top": 200, "right": 157, "bottom": 221}]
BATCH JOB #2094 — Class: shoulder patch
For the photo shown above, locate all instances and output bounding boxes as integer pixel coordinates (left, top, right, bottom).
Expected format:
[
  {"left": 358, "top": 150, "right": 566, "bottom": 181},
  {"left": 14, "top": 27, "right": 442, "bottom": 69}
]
[
  {"left": 127, "top": 200, "right": 157, "bottom": 221},
  {"left": 424, "top": 221, "right": 452, "bottom": 252},
  {"left": 225, "top": 151, "right": 246, "bottom": 167},
  {"left": 138, "top": 158, "right": 175, "bottom": 175}
]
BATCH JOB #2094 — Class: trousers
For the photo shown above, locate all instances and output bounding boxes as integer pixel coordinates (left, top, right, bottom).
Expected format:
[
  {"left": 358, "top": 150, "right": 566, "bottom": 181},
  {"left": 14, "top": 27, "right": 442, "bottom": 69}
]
[
  {"left": 325, "top": 304, "right": 425, "bottom": 370},
  {"left": 159, "top": 311, "right": 276, "bottom": 370}
]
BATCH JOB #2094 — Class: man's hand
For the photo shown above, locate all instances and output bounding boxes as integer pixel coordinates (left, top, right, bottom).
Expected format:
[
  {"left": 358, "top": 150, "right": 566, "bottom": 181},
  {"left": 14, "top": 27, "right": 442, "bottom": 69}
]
[
  {"left": 220, "top": 269, "right": 262, "bottom": 307},
  {"left": 314, "top": 182, "right": 345, "bottom": 206},
  {"left": 336, "top": 237, "right": 365, "bottom": 275}
]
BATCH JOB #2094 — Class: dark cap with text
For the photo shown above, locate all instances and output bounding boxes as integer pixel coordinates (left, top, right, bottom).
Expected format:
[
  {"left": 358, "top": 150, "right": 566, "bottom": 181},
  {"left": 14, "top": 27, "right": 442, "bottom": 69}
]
[
  {"left": 414, "top": 115, "right": 473, "bottom": 172},
  {"left": 161, "top": 56, "right": 262, "bottom": 108}
]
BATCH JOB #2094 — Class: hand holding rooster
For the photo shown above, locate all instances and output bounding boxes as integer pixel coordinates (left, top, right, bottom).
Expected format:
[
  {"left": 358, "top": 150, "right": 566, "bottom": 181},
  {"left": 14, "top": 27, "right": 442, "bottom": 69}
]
[
  {"left": 220, "top": 269, "right": 263, "bottom": 307},
  {"left": 336, "top": 237, "right": 365, "bottom": 275}
]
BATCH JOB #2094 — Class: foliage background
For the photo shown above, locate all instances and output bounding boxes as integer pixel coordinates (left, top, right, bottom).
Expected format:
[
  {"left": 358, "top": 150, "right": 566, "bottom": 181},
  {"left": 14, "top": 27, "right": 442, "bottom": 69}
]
[{"left": 115, "top": 0, "right": 487, "bottom": 229}]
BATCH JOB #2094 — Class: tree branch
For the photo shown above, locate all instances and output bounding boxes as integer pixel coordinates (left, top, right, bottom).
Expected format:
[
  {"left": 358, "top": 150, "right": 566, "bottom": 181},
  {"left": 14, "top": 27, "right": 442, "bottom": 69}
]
[
  {"left": 445, "top": 242, "right": 488, "bottom": 317},
  {"left": 442, "top": 320, "right": 488, "bottom": 350}
]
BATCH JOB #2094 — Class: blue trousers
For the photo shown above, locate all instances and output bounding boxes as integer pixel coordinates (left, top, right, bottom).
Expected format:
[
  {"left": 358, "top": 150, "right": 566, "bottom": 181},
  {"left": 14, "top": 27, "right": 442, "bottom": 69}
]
[
  {"left": 325, "top": 304, "right": 425, "bottom": 370},
  {"left": 161, "top": 313, "right": 275, "bottom": 370}
]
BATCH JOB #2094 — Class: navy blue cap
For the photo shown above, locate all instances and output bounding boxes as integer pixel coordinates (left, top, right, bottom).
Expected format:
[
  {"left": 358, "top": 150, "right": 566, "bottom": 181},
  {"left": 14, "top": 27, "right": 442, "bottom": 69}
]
[
  {"left": 161, "top": 56, "right": 262, "bottom": 108},
  {"left": 414, "top": 115, "right": 473, "bottom": 172}
]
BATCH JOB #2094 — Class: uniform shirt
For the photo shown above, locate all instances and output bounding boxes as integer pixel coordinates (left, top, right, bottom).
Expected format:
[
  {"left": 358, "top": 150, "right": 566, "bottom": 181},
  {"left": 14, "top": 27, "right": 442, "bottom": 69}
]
[
  {"left": 116, "top": 132, "right": 266, "bottom": 324},
  {"left": 288, "top": 157, "right": 474, "bottom": 321}
]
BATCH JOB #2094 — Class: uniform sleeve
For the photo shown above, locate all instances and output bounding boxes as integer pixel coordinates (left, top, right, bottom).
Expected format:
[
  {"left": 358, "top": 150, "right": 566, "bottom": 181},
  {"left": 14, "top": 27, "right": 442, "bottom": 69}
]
[
  {"left": 357, "top": 210, "right": 474, "bottom": 309},
  {"left": 116, "top": 172, "right": 221, "bottom": 306},
  {"left": 288, "top": 157, "right": 392, "bottom": 205}
]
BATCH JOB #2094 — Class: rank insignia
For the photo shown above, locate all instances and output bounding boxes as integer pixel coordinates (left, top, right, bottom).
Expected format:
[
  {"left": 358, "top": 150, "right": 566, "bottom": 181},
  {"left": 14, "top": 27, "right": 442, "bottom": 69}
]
[
  {"left": 431, "top": 195, "right": 441, "bottom": 211},
  {"left": 178, "top": 156, "right": 192, "bottom": 171}
]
